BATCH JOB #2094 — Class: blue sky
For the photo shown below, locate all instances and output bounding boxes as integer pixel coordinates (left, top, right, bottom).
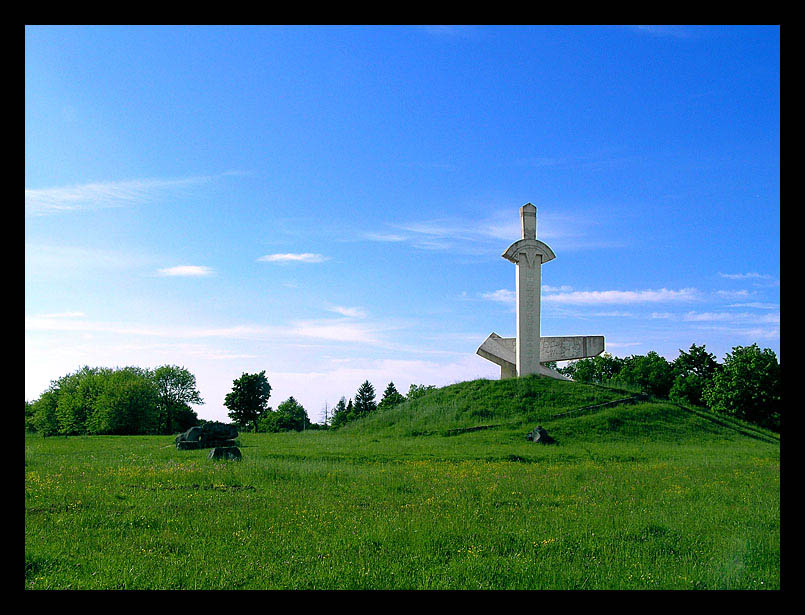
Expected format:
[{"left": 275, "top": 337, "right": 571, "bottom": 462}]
[{"left": 25, "top": 25, "right": 780, "bottom": 423}]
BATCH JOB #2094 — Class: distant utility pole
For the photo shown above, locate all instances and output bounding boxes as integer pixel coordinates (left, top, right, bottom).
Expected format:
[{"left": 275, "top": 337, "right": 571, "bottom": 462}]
[{"left": 323, "top": 401, "right": 330, "bottom": 427}]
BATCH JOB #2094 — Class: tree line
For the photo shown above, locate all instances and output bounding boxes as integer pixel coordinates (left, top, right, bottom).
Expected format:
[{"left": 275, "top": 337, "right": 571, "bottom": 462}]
[
  {"left": 26, "top": 342, "right": 781, "bottom": 436},
  {"left": 25, "top": 365, "right": 203, "bottom": 436},
  {"left": 223, "top": 371, "right": 435, "bottom": 432},
  {"left": 557, "top": 343, "right": 781, "bottom": 431}
]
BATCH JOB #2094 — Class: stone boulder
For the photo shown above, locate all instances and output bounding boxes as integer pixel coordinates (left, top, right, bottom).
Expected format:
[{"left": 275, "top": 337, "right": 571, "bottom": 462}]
[
  {"left": 525, "top": 425, "right": 555, "bottom": 444},
  {"left": 176, "top": 421, "right": 239, "bottom": 450},
  {"left": 208, "top": 446, "right": 242, "bottom": 461}
]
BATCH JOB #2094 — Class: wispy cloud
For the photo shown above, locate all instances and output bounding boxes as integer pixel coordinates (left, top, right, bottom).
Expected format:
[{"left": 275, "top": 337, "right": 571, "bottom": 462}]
[
  {"left": 25, "top": 172, "right": 240, "bottom": 215},
  {"left": 326, "top": 305, "right": 368, "bottom": 318},
  {"left": 257, "top": 253, "right": 329, "bottom": 263},
  {"left": 157, "top": 265, "right": 214, "bottom": 277},
  {"left": 718, "top": 272, "right": 774, "bottom": 280},
  {"left": 652, "top": 310, "right": 779, "bottom": 324},
  {"left": 419, "top": 25, "right": 478, "bottom": 39},
  {"left": 289, "top": 319, "right": 381, "bottom": 344},
  {"left": 714, "top": 289, "right": 752, "bottom": 300},
  {"left": 25, "top": 312, "right": 389, "bottom": 346},
  {"left": 480, "top": 289, "right": 516, "bottom": 304},
  {"left": 543, "top": 287, "right": 700, "bottom": 305},
  {"left": 625, "top": 25, "right": 700, "bottom": 39},
  {"left": 362, "top": 208, "right": 615, "bottom": 253},
  {"left": 35, "top": 311, "right": 86, "bottom": 319},
  {"left": 728, "top": 302, "right": 779, "bottom": 310},
  {"left": 480, "top": 287, "right": 700, "bottom": 306},
  {"left": 26, "top": 243, "right": 156, "bottom": 274},
  {"left": 543, "top": 285, "right": 574, "bottom": 293}
]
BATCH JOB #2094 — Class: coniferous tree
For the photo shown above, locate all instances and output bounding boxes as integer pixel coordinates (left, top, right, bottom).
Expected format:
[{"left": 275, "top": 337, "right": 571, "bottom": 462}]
[
  {"left": 353, "top": 381, "right": 377, "bottom": 418},
  {"left": 330, "top": 397, "right": 350, "bottom": 428},
  {"left": 378, "top": 381, "right": 405, "bottom": 411}
]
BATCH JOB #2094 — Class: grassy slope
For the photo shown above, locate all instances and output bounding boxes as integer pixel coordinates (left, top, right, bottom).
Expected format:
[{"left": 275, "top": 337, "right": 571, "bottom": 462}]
[{"left": 25, "top": 377, "right": 780, "bottom": 590}]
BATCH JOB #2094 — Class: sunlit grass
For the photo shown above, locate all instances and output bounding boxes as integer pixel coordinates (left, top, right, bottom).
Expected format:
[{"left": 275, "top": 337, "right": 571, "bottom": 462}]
[{"left": 25, "top": 378, "right": 779, "bottom": 589}]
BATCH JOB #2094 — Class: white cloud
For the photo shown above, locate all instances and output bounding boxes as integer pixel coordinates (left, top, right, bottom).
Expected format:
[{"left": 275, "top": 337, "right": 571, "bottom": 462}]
[
  {"left": 718, "top": 272, "right": 773, "bottom": 280},
  {"left": 25, "top": 172, "right": 237, "bottom": 215},
  {"left": 35, "top": 311, "right": 86, "bottom": 319},
  {"left": 326, "top": 305, "right": 368, "bottom": 318},
  {"left": 714, "top": 289, "right": 752, "bottom": 300},
  {"left": 157, "top": 265, "right": 214, "bottom": 277},
  {"left": 728, "top": 302, "right": 779, "bottom": 310},
  {"left": 650, "top": 311, "right": 779, "bottom": 324},
  {"left": 543, "top": 287, "right": 699, "bottom": 305},
  {"left": 362, "top": 208, "right": 616, "bottom": 253},
  {"left": 257, "top": 253, "right": 329, "bottom": 263},
  {"left": 482, "top": 287, "right": 701, "bottom": 306},
  {"left": 289, "top": 319, "right": 381, "bottom": 344},
  {"left": 361, "top": 233, "right": 408, "bottom": 243},
  {"left": 481, "top": 289, "right": 516, "bottom": 304}
]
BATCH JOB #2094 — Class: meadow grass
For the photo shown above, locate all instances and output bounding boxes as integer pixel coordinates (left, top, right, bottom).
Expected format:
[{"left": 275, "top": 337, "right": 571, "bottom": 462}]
[{"left": 25, "top": 378, "right": 779, "bottom": 590}]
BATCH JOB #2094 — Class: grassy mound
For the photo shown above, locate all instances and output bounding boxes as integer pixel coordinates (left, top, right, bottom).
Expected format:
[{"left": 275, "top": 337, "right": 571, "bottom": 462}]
[
  {"left": 338, "top": 375, "right": 779, "bottom": 445},
  {"left": 25, "top": 376, "right": 779, "bottom": 589}
]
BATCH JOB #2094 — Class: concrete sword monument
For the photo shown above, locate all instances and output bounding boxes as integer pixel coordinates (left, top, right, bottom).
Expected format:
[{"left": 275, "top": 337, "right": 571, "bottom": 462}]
[{"left": 477, "top": 203, "right": 605, "bottom": 380}]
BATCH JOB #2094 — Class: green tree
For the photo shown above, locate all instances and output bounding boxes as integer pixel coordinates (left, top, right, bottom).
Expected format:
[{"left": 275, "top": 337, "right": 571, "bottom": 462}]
[
  {"left": 406, "top": 383, "right": 436, "bottom": 401},
  {"left": 55, "top": 366, "right": 110, "bottom": 435},
  {"left": 224, "top": 371, "right": 272, "bottom": 432},
  {"left": 673, "top": 343, "right": 720, "bottom": 379},
  {"left": 703, "top": 344, "right": 781, "bottom": 429},
  {"left": 260, "top": 396, "right": 311, "bottom": 432},
  {"left": 559, "top": 353, "right": 625, "bottom": 384},
  {"left": 25, "top": 401, "right": 36, "bottom": 433},
  {"left": 31, "top": 387, "right": 60, "bottom": 436},
  {"left": 378, "top": 381, "right": 405, "bottom": 412},
  {"left": 87, "top": 367, "right": 159, "bottom": 435},
  {"left": 330, "top": 397, "right": 350, "bottom": 428},
  {"left": 353, "top": 381, "right": 377, "bottom": 418},
  {"left": 670, "top": 344, "right": 720, "bottom": 407},
  {"left": 152, "top": 365, "right": 203, "bottom": 434},
  {"left": 619, "top": 352, "right": 675, "bottom": 398}
]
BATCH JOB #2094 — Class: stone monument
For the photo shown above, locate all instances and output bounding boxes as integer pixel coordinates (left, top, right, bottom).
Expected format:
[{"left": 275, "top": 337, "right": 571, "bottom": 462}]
[
  {"left": 477, "top": 203, "right": 605, "bottom": 379},
  {"left": 175, "top": 421, "right": 240, "bottom": 451}
]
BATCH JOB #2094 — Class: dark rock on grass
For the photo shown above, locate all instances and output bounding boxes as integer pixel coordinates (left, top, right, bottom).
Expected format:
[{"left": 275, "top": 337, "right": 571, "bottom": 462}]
[
  {"left": 525, "top": 425, "right": 555, "bottom": 444},
  {"left": 208, "top": 446, "right": 242, "bottom": 461},
  {"left": 176, "top": 422, "right": 239, "bottom": 450}
]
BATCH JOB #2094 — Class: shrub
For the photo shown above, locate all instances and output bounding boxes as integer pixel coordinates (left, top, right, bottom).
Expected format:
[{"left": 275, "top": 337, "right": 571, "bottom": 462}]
[{"left": 703, "top": 344, "right": 781, "bottom": 430}]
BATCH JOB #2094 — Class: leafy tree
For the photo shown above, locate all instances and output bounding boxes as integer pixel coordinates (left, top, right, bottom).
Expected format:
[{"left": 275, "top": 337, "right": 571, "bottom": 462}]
[
  {"left": 260, "top": 396, "right": 311, "bottom": 432},
  {"left": 31, "top": 387, "right": 60, "bottom": 436},
  {"left": 619, "top": 352, "right": 676, "bottom": 398},
  {"left": 353, "top": 381, "right": 377, "bottom": 418},
  {"left": 670, "top": 344, "right": 720, "bottom": 407},
  {"left": 703, "top": 344, "right": 781, "bottom": 429},
  {"left": 378, "top": 382, "right": 405, "bottom": 412},
  {"left": 152, "top": 365, "right": 203, "bottom": 434},
  {"left": 558, "top": 353, "right": 625, "bottom": 384},
  {"left": 25, "top": 401, "right": 36, "bottom": 433},
  {"left": 670, "top": 373, "right": 707, "bottom": 408},
  {"left": 224, "top": 371, "right": 272, "bottom": 432},
  {"left": 673, "top": 343, "right": 720, "bottom": 380},
  {"left": 55, "top": 367, "right": 110, "bottom": 435},
  {"left": 406, "top": 383, "right": 436, "bottom": 401},
  {"left": 87, "top": 367, "right": 159, "bottom": 435}
]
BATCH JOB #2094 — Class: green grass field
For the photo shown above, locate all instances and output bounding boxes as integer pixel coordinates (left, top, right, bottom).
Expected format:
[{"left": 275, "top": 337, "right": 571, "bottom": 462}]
[{"left": 25, "top": 376, "right": 780, "bottom": 589}]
